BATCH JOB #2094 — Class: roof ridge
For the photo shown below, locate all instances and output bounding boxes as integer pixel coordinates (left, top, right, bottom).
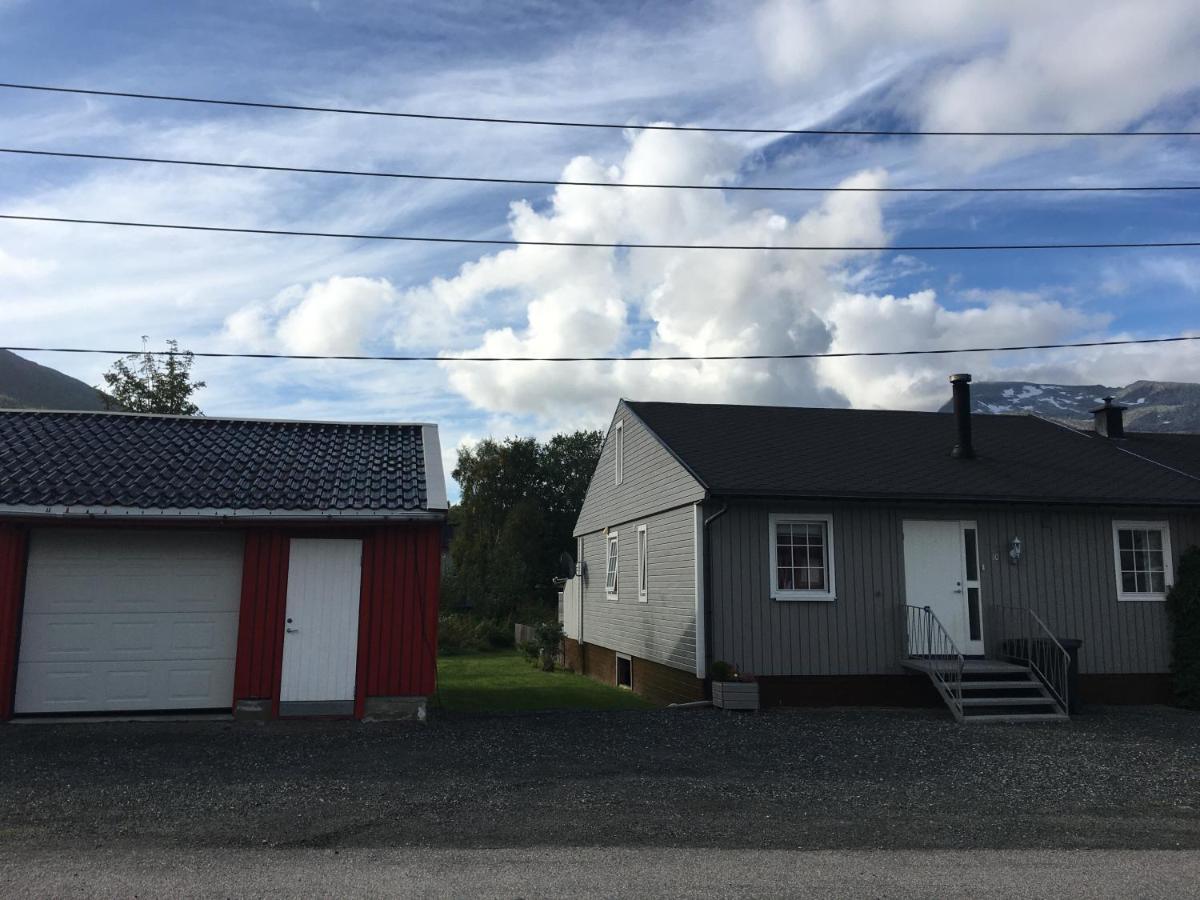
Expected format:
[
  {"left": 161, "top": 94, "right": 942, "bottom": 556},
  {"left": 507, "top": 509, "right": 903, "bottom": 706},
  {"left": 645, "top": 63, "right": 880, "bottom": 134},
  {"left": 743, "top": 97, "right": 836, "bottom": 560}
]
[{"left": 0, "top": 407, "right": 436, "bottom": 428}]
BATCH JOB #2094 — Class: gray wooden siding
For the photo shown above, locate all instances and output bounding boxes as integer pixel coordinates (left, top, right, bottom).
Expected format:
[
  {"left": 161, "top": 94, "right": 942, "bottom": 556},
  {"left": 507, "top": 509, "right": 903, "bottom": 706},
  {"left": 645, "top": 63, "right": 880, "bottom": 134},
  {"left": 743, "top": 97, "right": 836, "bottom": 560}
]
[
  {"left": 574, "top": 402, "right": 705, "bottom": 537},
  {"left": 578, "top": 503, "right": 698, "bottom": 673},
  {"left": 708, "top": 500, "right": 1200, "bottom": 676}
]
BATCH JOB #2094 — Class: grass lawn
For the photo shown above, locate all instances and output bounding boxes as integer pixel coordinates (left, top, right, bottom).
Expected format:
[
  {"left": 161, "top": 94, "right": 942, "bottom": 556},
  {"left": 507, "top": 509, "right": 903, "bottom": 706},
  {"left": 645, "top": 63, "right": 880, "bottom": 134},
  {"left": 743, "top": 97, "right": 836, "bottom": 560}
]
[{"left": 434, "top": 650, "right": 654, "bottom": 713}]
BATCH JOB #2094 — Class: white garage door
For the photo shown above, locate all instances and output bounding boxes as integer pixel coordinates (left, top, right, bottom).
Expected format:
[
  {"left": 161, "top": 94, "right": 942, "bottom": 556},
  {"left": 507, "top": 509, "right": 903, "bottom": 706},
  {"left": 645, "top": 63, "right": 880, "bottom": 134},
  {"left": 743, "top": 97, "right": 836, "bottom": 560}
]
[{"left": 14, "top": 529, "right": 243, "bottom": 714}]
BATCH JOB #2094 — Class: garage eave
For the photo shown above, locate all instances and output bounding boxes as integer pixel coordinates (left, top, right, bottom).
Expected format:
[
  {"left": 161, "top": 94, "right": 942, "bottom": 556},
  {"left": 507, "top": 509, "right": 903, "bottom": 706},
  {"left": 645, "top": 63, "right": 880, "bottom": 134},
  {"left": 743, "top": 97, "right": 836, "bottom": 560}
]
[{"left": 0, "top": 504, "right": 446, "bottom": 522}]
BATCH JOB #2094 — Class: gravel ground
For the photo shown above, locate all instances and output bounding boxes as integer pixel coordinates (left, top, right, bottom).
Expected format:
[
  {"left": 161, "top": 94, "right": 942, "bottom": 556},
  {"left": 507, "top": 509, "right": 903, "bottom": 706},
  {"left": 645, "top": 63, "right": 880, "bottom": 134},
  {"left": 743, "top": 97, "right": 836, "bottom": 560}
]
[{"left": 0, "top": 706, "right": 1197, "bottom": 852}]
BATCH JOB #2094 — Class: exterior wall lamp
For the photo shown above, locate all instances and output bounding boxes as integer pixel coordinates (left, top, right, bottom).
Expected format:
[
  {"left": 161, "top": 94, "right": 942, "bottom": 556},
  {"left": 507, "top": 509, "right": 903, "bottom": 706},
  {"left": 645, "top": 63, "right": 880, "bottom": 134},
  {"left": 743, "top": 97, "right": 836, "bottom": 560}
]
[{"left": 1009, "top": 536, "right": 1023, "bottom": 564}]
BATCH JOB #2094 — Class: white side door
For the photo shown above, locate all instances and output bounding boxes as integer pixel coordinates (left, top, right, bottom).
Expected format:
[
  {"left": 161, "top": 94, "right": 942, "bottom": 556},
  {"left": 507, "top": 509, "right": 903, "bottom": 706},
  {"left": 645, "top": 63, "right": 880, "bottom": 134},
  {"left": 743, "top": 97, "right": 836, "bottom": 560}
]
[
  {"left": 902, "top": 520, "right": 984, "bottom": 655},
  {"left": 279, "top": 539, "right": 362, "bottom": 708}
]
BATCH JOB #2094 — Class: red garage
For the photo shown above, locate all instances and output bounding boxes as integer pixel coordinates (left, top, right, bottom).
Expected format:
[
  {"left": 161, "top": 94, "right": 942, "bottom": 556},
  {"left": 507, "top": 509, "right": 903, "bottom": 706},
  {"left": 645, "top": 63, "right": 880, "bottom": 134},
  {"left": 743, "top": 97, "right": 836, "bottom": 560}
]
[{"left": 0, "top": 409, "right": 447, "bottom": 721}]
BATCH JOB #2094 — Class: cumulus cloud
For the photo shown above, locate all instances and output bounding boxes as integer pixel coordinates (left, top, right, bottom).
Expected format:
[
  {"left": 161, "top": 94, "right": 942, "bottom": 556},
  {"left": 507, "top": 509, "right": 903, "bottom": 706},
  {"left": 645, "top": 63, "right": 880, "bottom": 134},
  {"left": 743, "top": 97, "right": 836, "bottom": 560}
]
[
  {"left": 224, "top": 276, "right": 398, "bottom": 355},
  {"left": 380, "top": 127, "right": 1112, "bottom": 423}
]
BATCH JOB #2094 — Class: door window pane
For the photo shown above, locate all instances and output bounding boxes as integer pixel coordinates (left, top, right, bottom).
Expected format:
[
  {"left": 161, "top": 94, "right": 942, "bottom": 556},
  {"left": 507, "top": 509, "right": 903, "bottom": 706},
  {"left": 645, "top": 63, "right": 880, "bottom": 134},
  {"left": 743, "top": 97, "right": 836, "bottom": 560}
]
[{"left": 963, "top": 528, "right": 979, "bottom": 582}]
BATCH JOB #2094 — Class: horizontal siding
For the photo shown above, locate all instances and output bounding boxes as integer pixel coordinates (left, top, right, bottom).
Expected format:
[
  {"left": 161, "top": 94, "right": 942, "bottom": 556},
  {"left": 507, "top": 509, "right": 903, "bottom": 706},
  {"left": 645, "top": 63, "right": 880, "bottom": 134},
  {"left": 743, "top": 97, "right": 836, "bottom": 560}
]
[
  {"left": 574, "top": 402, "right": 705, "bottom": 536},
  {"left": 709, "top": 500, "right": 1200, "bottom": 677},
  {"left": 578, "top": 503, "right": 697, "bottom": 673}
]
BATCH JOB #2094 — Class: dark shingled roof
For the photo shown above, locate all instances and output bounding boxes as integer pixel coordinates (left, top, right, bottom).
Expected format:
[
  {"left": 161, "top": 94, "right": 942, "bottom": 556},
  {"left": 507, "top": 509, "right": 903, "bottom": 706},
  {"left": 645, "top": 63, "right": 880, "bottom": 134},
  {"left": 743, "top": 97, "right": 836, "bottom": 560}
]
[
  {"left": 0, "top": 410, "right": 435, "bottom": 513},
  {"left": 1116, "top": 432, "right": 1200, "bottom": 480},
  {"left": 625, "top": 401, "right": 1200, "bottom": 506}
]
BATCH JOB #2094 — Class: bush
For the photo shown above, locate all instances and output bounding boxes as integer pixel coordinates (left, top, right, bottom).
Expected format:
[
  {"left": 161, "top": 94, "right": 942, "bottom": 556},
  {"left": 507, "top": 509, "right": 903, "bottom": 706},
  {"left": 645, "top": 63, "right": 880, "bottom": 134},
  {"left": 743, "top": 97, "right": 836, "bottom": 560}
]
[
  {"left": 534, "top": 620, "right": 564, "bottom": 672},
  {"left": 438, "top": 614, "right": 487, "bottom": 655},
  {"left": 1167, "top": 546, "right": 1200, "bottom": 709},
  {"left": 518, "top": 640, "right": 540, "bottom": 664},
  {"left": 476, "top": 618, "right": 515, "bottom": 650}
]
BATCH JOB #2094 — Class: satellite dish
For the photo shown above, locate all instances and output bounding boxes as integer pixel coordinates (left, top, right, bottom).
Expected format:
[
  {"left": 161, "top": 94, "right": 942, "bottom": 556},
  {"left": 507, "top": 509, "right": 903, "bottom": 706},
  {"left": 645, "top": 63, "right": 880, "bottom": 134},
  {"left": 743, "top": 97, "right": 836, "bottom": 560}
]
[{"left": 557, "top": 551, "right": 576, "bottom": 580}]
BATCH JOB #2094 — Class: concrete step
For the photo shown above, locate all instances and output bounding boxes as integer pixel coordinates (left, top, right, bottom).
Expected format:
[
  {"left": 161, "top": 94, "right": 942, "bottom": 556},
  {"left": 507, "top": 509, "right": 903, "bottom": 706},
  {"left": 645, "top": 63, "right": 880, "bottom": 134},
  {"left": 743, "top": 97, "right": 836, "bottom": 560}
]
[
  {"left": 963, "top": 712, "right": 1069, "bottom": 723},
  {"left": 962, "top": 695, "right": 1057, "bottom": 707}
]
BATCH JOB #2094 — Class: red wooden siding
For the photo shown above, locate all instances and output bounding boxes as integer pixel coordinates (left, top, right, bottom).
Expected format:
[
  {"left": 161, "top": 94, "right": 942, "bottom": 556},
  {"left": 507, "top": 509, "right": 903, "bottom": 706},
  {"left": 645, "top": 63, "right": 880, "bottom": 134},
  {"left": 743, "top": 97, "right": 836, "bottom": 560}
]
[
  {"left": 232, "top": 530, "right": 291, "bottom": 704},
  {"left": 0, "top": 525, "right": 29, "bottom": 721},
  {"left": 357, "top": 523, "right": 441, "bottom": 712}
]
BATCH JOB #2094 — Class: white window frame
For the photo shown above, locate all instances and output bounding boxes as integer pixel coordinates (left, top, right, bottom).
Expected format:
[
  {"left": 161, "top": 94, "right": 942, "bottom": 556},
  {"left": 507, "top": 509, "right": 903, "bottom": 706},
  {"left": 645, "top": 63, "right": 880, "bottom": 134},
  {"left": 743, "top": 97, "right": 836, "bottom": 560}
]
[
  {"left": 614, "top": 420, "right": 624, "bottom": 485},
  {"left": 605, "top": 530, "right": 619, "bottom": 600},
  {"left": 637, "top": 524, "right": 648, "bottom": 602},
  {"left": 769, "top": 512, "right": 836, "bottom": 602},
  {"left": 615, "top": 652, "right": 633, "bottom": 689},
  {"left": 1112, "top": 520, "right": 1173, "bottom": 602}
]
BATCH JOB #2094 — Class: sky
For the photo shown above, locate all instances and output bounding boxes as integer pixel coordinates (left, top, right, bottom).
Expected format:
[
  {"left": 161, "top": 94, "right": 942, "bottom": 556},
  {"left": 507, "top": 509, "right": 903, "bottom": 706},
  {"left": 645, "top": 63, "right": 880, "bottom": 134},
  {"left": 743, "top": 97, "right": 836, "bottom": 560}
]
[{"left": 1, "top": 0, "right": 1199, "bottom": 498}]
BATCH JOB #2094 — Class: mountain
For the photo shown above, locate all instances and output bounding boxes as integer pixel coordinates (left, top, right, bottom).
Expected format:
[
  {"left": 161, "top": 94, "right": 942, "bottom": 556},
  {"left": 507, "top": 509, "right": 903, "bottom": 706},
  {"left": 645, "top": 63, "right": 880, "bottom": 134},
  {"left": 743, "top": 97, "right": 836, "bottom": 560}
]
[
  {"left": 0, "top": 350, "right": 110, "bottom": 411},
  {"left": 938, "top": 380, "right": 1200, "bottom": 432}
]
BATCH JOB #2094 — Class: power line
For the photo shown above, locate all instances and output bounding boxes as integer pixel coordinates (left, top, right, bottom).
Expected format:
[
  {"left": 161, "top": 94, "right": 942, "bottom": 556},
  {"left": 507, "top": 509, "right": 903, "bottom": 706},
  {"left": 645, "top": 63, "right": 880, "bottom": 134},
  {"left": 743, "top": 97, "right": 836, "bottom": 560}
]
[
  {"left": 2, "top": 82, "right": 1197, "bottom": 138},
  {"left": 3, "top": 335, "right": 1196, "bottom": 363},
  {"left": 4, "top": 214, "right": 1199, "bottom": 252},
  {"left": 4, "top": 147, "right": 1197, "bottom": 194}
]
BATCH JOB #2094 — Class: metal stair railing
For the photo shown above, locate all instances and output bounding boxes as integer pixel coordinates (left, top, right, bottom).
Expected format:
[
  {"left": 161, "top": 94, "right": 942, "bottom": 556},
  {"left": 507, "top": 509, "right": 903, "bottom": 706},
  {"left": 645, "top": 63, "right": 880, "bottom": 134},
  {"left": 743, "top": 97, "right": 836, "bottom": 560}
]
[
  {"left": 985, "top": 604, "right": 1070, "bottom": 716},
  {"left": 904, "top": 604, "right": 965, "bottom": 720}
]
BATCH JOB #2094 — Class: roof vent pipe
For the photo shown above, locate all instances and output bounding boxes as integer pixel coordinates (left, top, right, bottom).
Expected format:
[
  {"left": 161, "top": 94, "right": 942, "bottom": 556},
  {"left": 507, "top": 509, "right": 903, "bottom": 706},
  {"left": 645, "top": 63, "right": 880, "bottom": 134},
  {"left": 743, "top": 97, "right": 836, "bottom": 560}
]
[
  {"left": 950, "top": 373, "right": 975, "bottom": 459},
  {"left": 1091, "top": 396, "right": 1127, "bottom": 439}
]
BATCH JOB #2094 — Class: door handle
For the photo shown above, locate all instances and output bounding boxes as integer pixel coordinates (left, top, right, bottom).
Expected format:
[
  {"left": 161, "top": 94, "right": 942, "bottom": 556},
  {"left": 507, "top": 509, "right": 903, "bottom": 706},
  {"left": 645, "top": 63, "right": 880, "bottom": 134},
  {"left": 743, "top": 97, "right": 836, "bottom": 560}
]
[{"left": 286, "top": 627, "right": 299, "bottom": 633}]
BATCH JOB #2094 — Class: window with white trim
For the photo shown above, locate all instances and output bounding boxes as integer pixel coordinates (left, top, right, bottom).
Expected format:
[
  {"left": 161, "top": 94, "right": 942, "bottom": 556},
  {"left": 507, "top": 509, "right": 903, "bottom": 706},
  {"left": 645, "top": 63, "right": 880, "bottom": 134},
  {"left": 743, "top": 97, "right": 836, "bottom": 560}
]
[
  {"left": 614, "top": 420, "right": 624, "bottom": 485},
  {"left": 1113, "top": 521, "right": 1173, "bottom": 601},
  {"left": 769, "top": 513, "right": 836, "bottom": 601},
  {"left": 637, "top": 524, "right": 648, "bottom": 602},
  {"left": 605, "top": 531, "right": 619, "bottom": 598}
]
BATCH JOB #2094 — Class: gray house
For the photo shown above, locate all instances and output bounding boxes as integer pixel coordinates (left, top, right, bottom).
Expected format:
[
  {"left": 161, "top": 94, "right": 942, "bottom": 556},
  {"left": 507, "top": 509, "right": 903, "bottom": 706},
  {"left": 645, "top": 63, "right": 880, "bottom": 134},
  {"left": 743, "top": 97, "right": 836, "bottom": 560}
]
[{"left": 563, "top": 376, "right": 1200, "bottom": 720}]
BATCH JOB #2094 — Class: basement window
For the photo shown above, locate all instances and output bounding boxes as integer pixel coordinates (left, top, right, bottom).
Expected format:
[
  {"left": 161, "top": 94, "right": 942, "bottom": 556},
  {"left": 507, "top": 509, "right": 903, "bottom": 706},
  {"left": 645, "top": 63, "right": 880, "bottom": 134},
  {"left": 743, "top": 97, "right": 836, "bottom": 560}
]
[
  {"left": 616, "top": 652, "right": 633, "bottom": 689},
  {"left": 1113, "top": 521, "right": 1173, "bottom": 601},
  {"left": 769, "top": 513, "right": 836, "bottom": 602}
]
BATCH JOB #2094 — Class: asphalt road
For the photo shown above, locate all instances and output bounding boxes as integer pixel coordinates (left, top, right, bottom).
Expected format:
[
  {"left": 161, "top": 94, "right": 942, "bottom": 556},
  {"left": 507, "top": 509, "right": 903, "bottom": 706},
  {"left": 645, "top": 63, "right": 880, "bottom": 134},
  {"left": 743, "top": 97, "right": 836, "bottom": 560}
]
[
  {"left": 1, "top": 847, "right": 1198, "bottom": 899},
  {"left": 3, "top": 706, "right": 1199, "bottom": 854}
]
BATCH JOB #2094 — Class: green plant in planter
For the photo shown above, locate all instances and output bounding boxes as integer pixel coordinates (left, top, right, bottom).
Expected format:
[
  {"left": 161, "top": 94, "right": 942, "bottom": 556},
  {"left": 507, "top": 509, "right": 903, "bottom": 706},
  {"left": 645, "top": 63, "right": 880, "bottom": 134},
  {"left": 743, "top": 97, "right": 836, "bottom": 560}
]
[
  {"left": 1167, "top": 546, "right": 1200, "bottom": 709},
  {"left": 710, "top": 660, "right": 735, "bottom": 682}
]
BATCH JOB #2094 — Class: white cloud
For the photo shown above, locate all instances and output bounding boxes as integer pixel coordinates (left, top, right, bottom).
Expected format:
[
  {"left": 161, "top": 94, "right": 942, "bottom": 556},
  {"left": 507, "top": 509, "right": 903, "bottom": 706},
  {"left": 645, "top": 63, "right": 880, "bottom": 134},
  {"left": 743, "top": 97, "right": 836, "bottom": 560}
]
[{"left": 755, "top": 0, "right": 1200, "bottom": 165}]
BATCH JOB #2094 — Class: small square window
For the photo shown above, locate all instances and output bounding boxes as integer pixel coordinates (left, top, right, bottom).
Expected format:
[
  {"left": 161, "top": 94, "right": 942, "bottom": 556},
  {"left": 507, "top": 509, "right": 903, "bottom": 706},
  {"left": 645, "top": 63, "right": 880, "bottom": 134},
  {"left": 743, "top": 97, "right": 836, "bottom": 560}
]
[
  {"left": 769, "top": 513, "right": 836, "bottom": 601},
  {"left": 1113, "top": 522, "right": 1173, "bottom": 601}
]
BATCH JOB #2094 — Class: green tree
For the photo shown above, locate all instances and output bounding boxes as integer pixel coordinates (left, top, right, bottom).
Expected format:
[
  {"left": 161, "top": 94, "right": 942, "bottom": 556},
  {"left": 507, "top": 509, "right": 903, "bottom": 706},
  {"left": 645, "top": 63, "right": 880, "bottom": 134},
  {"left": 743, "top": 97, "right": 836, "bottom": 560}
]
[
  {"left": 100, "top": 337, "right": 206, "bottom": 415},
  {"left": 1167, "top": 546, "right": 1200, "bottom": 709},
  {"left": 445, "top": 429, "right": 603, "bottom": 618}
]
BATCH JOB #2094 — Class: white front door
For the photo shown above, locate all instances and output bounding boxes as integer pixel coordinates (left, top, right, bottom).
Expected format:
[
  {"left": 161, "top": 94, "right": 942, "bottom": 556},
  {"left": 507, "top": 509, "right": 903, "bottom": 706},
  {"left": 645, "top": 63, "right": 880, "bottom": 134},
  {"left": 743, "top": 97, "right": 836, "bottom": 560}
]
[
  {"left": 280, "top": 539, "right": 362, "bottom": 709},
  {"left": 902, "top": 520, "right": 984, "bottom": 655}
]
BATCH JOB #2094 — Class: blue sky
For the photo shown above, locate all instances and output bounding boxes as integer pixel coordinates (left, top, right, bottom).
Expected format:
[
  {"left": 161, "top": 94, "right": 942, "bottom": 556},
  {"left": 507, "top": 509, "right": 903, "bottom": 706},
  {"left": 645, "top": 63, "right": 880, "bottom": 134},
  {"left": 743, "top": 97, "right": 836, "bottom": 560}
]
[{"left": 2, "top": 0, "right": 1199, "bottom": 496}]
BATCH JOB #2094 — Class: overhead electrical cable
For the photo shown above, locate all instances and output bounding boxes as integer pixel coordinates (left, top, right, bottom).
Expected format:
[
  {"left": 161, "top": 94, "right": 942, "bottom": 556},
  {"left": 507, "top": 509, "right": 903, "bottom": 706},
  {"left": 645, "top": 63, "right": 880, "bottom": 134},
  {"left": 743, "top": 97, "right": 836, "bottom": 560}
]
[
  {"left": 3, "top": 214, "right": 1198, "bottom": 252},
  {"left": 2, "top": 82, "right": 1197, "bottom": 137},
  {"left": 1, "top": 335, "right": 1196, "bottom": 364},
  {"left": 3, "top": 147, "right": 1197, "bottom": 194}
]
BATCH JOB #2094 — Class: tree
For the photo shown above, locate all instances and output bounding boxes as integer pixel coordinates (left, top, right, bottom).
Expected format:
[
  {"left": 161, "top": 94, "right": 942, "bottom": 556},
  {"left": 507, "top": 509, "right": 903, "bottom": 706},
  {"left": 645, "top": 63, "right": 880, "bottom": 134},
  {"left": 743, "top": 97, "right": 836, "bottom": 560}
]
[
  {"left": 100, "top": 337, "right": 206, "bottom": 415},
  {"left": 444, "top": 430, "right": 603, "bottom": 618}
]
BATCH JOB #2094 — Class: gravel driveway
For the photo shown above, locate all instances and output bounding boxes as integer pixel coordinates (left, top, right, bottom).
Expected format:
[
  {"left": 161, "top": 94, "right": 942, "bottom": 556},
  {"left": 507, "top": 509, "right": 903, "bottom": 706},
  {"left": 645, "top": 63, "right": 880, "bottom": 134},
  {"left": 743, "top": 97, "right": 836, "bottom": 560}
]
[{"left": 0, "top": 706, "right": 1196, "bottom": 852}]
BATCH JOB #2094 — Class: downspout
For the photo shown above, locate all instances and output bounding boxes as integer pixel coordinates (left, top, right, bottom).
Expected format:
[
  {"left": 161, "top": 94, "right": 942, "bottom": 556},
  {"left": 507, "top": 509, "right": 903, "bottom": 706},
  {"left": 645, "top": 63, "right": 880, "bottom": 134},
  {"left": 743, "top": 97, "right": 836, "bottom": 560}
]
[{"left": 700, "top": 501, "right": 728, "bottom": 696}]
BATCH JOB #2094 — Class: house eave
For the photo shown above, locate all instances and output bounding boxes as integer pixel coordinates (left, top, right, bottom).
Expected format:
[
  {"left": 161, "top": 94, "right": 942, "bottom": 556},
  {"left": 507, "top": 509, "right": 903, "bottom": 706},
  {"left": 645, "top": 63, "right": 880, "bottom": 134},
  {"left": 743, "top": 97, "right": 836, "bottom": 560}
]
[{"left": 704, "top": 490, "right": 1200, "bottom": 508}]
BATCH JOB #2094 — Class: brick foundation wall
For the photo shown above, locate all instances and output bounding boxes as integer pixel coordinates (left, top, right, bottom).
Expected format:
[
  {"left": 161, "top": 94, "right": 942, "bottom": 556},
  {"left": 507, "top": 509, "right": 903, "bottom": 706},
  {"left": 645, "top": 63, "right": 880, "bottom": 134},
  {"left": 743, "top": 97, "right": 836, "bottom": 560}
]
[{"left": 564, "top": 638, "right": 704, "bottom": 706}]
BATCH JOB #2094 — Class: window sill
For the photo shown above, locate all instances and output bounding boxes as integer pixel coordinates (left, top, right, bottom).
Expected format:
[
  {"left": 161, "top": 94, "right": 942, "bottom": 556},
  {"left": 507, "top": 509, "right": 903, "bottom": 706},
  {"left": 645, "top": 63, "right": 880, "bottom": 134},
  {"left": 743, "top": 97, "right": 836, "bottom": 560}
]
[
  {"left": 772, "top": 593, "right": 836, "bottom": 603},
  {"left": 606, "top": 592, "right": 619, "bottom": 601},
  {"left": 1117, "top": 593, "right": 1167, "bottom": 602},
  {"left": 637, "top": 595, "right": 648, "bottom": 603}
]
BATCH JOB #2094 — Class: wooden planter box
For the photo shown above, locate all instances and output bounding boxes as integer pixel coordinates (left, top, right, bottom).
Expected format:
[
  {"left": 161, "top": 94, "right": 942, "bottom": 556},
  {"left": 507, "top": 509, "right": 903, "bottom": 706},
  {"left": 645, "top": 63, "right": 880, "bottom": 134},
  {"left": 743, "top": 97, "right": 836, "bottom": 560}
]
[{"left": 712, "top": 680, "right": 759, "bottom": 711}]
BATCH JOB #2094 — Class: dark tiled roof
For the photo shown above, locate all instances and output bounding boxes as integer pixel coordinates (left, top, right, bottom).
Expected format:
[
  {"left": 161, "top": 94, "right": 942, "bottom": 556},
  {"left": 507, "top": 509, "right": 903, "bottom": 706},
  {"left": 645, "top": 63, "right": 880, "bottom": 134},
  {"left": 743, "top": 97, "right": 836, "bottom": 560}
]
[
  {"left": 0, "top": 410, "right": 435, "bottom": 513},
  {"left": 1118, "top": 432, "right": 1200, "bottom": 479},
  {"left": 625, "top": 401, "right": 1200, "bottom": 506}
]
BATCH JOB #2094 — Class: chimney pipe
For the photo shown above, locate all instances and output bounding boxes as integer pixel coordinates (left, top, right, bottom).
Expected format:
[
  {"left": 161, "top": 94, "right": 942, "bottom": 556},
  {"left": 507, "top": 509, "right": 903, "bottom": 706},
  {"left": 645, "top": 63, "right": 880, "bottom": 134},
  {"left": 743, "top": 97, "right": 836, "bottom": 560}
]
[
  {"left": 950, "top": 373, "right": 975, "bottom": 459},
  {"left": 1091, "top": 396, "right": 1126, "bottom": 439}
]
